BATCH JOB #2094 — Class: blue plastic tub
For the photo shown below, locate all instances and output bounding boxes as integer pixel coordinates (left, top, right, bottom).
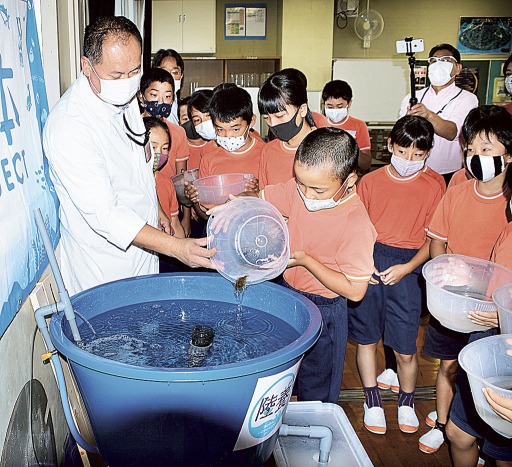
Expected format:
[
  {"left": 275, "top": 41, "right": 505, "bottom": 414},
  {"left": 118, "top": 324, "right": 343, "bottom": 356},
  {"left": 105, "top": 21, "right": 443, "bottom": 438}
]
[{"left": 49, "top": 273, "right": 322, "bottom": 467}]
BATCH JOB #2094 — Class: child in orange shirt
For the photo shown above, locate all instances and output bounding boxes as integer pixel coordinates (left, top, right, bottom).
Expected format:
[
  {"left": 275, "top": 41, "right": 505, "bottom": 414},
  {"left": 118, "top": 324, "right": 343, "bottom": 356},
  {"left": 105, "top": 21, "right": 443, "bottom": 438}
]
[
  {"left": 349, "top": 116, "right": 444, "bottom": 436},
  {"left": 138, "top": 68, "right": 191, "bottom": 236},
  {"left": 178, "top": 95, "right": 216, "bottom": 171},
  {"left": 186, "top": 85, "right": 262, "bottom": 220},
  {"left": 143, "top": 117, "right": 184, "bottom": 239},
  {"left": 322, "top": 79, "right": 372, "bottom": 171},
  {"left": 420, "top": 105, "right": 512, "bottom": 455},
  {"left": 235, "top": 128, "right": 377, "bottom": 403},
  {"left": 257, "top": 69, "right": 319, "bottom": 188}
]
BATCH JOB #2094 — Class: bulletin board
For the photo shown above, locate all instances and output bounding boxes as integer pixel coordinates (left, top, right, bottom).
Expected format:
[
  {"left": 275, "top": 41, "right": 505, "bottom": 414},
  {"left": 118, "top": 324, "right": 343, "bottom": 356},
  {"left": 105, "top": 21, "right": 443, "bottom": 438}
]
[
  {"left": 225, "top": 4, "right": 267, "bottom": 40},
  {"left": 332, "top": 59, "right": 410, "bottom": 122}
]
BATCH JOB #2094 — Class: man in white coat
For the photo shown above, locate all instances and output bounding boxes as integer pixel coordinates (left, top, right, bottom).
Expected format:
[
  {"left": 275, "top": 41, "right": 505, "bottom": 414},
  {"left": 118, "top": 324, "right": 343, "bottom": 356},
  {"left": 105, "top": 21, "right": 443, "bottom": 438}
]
[{"left": 43, "top": 16, "right": 214, "bottom": 295}]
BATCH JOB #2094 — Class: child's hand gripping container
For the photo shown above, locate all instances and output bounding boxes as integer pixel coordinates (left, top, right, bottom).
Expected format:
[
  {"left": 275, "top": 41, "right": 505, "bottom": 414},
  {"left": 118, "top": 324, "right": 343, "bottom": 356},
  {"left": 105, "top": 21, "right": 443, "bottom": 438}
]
[
  {"left": 171, "top": 168, "right": 199, "bottom": 207},
  {"left": 207, "top": 197, "right": 290, "bottom": 286},
  {"left": 493, "top": 283, "right": 512, "bottom": 334},
  {"left": 193, "top": 173, "right": 254, "bottom": 208},
  {"left": 422, "top": 254, "right": 512, "bottom": 333},
  {"left": 459, "top": 334, "right": 512, "bottom": 438}
]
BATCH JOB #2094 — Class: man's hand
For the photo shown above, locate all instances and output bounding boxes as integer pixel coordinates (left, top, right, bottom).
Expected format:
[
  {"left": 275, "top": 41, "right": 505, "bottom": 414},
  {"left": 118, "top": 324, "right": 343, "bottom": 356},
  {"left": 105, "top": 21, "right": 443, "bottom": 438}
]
[
  {"left": 171, "top": 236, "right": 216, "bottom": 269},
  {"left": 288, "top": 250, "right": 308, "bottom": 268},
  {"left": 407, "top": 103, "right": 433, "bottom": 120}
]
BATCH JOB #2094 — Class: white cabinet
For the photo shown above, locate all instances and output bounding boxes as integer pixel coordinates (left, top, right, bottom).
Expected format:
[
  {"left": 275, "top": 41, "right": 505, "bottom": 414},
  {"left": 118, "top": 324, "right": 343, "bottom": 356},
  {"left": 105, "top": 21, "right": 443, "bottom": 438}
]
[{"left": 152, "top": 0, "right": 216, "bottom": 54}]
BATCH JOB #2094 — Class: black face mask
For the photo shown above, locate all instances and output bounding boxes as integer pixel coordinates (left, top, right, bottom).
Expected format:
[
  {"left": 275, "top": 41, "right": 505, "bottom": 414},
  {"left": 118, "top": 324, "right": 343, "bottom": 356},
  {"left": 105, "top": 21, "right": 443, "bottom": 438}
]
[
  {"left": 269, "top": 108, "right": 304, "bottom": 142},
  {"left": 181, "top": 120, "right": 201, "bottom": 140}
]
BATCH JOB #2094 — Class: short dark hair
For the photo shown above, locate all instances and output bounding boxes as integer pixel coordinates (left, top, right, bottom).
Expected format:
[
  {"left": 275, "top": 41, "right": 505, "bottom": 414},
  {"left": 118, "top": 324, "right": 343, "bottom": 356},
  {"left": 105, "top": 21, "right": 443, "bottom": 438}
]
[
  {"left": 83, "top": 16, "right": 142, "bottom": 65},
  {"left": 187, "top": 89, "right": 214, "bottom": 119},
  {"left": 462, "top": 105, "right": 512, "bottom": 155},
  {"left": 143, "top": 116, "right": 171, "bottom": 142},
  {"left": 428, "top": 43, "right": 461, "bottom": 63},
  {"left": 178, "top": 95, "right": 191, "bottom": 109},
  {"left": 140, "top": 67, "right": 175, "bottom": 95},
  {"left": 151, "top": 49, "right": 184, "bottom": 73},
  {"left": 295, "top": 127, "right": 358, "bottom": 181},
  {"left": 322, "top": 80, "right": 353, "bottom": 103},
  {"left": 208, "top": 86, "right": 253, "bottom": 124},
  {"left": 213, "top": 82, "right": 237, "bottom": 93},
  {"left": 389, "top": 116, "right": 435, "bottom": 151}
]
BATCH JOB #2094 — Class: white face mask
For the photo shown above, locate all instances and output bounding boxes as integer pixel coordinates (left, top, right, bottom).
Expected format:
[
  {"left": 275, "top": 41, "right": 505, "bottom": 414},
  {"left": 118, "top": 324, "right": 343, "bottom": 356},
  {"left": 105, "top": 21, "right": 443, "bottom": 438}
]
[
  {"left": 505, "top": 75, "right": 512, "bottom": 95},
  {"left": 88, "top": 62, "right": 141, "bottom": 106},
  {"left": 216, "top": 127, "right": 249, "bottom": 152},
  {"left": 390, "top": 154, "right": 425, "bottom": 177},
  {"left": 297, "top": 178, "right": 349, "bottom": 212},
  {"left": 195, "top": 119, "right": 217, "bottom": 140},
  {"left": 174, "top": 79, "right": 182, "bottom": 93},
  {"left": 428, "top": 61, "right": 454, "bottom": 87},
  {"left": 325, "top": 108, "right": 348, "bottom": 123}
]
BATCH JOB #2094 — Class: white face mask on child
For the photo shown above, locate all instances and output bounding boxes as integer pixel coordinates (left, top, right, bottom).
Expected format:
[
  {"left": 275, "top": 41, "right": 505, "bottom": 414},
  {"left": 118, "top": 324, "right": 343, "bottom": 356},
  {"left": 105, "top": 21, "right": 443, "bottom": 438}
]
[
  {"left": 195, "top": 119, "right": 217, "bottom": 140},
  {"left": 391, "top": 154, "right": 425, "bottom": 177},
  {"left": 325, "top": 108, "right": 348, "bottom": 123},
  {"left": 297, "top": 178, "right": 349, "bottom": 212},
  {"left": 216, "top": 127, "right": 249, "bottom": 152}
]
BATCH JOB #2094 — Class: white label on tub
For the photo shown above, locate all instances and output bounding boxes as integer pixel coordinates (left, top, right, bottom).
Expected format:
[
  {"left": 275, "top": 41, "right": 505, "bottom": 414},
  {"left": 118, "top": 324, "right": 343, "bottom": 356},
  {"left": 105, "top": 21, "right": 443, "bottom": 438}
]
[{"left": 233, "top": 359, "right": 301, "bottom": 451}]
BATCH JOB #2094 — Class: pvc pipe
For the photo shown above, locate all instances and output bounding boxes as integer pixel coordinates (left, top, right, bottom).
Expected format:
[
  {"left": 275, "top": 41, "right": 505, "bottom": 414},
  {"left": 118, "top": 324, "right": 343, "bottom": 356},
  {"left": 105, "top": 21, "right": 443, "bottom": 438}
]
[
  {"left": 279, "top": 423, "right": 333, "bottom": 464},
  {"left": 34, "top": 209, "right": 81, "bottom": 342},
  {"left": 51, "top": 353, "right": 100, "bottom": 454}
]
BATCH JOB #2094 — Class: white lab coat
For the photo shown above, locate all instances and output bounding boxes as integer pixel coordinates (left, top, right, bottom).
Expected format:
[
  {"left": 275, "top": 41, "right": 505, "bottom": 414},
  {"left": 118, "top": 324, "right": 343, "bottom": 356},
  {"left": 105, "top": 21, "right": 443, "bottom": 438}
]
[{"left": 43, "top": 73, "right": 158, "bottom": 295}]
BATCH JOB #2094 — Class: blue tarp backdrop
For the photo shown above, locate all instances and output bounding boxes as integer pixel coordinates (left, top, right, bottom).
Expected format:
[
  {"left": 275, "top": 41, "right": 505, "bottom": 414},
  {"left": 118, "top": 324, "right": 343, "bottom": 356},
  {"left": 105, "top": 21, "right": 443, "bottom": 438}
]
[{"left": 0, "top": 0, "right": 59, "bottom": 337}]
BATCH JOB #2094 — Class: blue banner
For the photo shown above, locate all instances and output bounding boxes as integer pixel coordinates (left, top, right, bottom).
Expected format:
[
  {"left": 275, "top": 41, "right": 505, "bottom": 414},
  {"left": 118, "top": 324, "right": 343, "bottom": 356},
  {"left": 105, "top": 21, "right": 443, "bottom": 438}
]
[{"left": 0, "top": 0, "right": 59, "bottom": 337}]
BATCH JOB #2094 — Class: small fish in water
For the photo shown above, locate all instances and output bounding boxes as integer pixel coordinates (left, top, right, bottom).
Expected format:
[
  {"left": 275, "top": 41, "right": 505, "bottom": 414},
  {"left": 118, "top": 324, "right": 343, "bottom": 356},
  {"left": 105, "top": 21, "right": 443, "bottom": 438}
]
[{"left": 235, "top": 275, "right": 248, "bottom": 291}]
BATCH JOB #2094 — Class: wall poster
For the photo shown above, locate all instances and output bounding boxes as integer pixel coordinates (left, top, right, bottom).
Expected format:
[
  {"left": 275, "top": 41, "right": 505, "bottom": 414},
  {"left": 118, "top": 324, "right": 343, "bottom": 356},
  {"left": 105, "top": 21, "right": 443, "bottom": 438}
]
[{"left": 225, "top": 4, "right": 266, "bottom": 40}]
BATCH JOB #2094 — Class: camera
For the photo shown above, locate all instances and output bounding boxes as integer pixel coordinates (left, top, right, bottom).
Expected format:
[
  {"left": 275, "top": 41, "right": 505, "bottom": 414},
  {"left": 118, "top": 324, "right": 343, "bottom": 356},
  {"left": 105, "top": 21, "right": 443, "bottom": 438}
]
[{"left": 396, "top": 38, "right": 424, "bottom": 54}]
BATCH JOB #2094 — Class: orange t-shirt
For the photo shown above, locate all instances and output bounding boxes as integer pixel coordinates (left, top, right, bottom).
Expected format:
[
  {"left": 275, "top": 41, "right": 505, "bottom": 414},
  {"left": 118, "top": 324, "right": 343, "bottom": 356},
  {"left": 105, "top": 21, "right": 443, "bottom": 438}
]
[
  {"left": 198, "top": 136, "right": 263, "bottom": 178},
  {"left": 262, "top": 179, "right": 377, "bottom": 298},
  {"left": 447, "top": 167, "right": 471, "bottom": 189},
  {"left": 427, "top": 180, "right": 510, "bottom": 259},
  {"left": 155, "top": 171, "right": 179, "bottom": 219},
  {"left": 491, "top": 222, "right": 512, "bottom": 270},
  {"left": 358, "top": 165, "right": 445, "bottom": 249},
  {"left": 258, "top": 139, "right": 298, "bottom": 188},
  {"left": 187, "top": 140, "right": 217, "bottom": 170},
  {"left": 311, "top": 111, "right": 330, "bottom": 129},
  {"left": 325, "top": 115, "right": 371, "bottom": 152},
  {"left": 160, "top": 122, "right": 190, "bottom": 178},
  {"left": 423, "top": 166, "right": 446, "bottom": 192}
]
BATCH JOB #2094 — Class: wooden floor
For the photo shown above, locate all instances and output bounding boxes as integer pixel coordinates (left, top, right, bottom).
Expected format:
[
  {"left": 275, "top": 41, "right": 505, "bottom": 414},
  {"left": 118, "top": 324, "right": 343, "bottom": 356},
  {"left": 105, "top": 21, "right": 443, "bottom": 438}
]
[{"left": 265, "top": 316, "right": 455, "bottom": 467}]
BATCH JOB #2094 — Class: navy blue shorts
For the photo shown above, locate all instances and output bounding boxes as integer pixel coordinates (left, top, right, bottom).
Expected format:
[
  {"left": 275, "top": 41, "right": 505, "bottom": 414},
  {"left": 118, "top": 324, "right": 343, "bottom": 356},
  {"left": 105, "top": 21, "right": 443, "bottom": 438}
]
[
  {"left": 450, "top": 329, "right": 512, "bottom": 461},
  {"left": 422, "top": 316, "right": 469, "bottom": 360},
  {"left": 279, "top": 279, "right": 347, "bottom": 404},
  {"left": 348, "top": 243, "right": 422, "bottom": 355}
]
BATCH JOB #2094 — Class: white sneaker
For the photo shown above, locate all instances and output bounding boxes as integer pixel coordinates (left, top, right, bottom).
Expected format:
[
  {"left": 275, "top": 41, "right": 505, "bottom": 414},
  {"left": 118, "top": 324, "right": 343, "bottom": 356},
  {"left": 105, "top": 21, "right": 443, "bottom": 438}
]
[
  {"left": 363, "top": 403, "right": 387, "bottom": 434},
  {"left": 377, "top": 368, "right": 400, "bottom": 393},
  {"left": 398, "top": 405, "right": 419, "bottom": 433},
  {"left": 426, "top": 411, "right": 437, "bottom": 428},
  {"left": 418, "top": 426, "right": 445, "bottom": 454}
]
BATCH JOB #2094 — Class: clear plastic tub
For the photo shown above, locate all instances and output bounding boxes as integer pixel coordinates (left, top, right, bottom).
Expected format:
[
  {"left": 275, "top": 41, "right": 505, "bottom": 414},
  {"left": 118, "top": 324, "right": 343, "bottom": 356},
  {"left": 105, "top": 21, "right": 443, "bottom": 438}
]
[
  {"left": 422, "top": 254, "right": 512, "bottom": 333},
  {"left": 459, "top": 334, "right": 512, "bottom": 439},
  {"left": 207, "top": 197, "right": 289, "bottom": 286},
  {"left": 193, "top": 173, "right": 254, "bottom": 208},
  {"left": 171, "top": 168, "right": 199, "bottom": 207},
  {"left": 493, "top": 283, "right": 512, "bottom": 334}
]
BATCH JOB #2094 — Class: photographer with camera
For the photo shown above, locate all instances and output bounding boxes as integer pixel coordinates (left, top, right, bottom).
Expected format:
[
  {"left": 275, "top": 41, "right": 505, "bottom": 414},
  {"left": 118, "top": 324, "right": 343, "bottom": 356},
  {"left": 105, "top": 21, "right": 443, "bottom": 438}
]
[{"left": 399, "top": 43, "right": 478, "bottom": 185}]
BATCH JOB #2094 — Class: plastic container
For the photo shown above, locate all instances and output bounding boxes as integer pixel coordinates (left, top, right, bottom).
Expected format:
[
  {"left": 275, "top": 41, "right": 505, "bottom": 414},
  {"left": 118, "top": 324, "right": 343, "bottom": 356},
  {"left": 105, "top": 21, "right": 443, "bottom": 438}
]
[
  {"left": 49, "top": 273, "right": 321, "bottom": 467},
  {"left": 459, "top": 334, "right": 512, "bottom": 438},
  {"left": 493, "top": 283, "right": 512, "bottom": 334},
  {"left": 422, "top": 254, "right": 512, "bottom": 333},
  {"left": 193, "top": 173, "right": 253, "bottom": 207},
  {"left": 273, "top": 402, "right": 372, "bottom": 467},
  {"left": 171, "top": 168, "right": 199, "bottom": 207},
  {"left": 207, "top": 197, "right": 289, "bottom": 286}
]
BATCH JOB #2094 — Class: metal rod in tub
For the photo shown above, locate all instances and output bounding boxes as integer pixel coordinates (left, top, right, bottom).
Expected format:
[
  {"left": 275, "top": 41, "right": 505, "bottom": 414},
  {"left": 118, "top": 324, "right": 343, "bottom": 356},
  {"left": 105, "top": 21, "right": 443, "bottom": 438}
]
[{"left": 34, "top": 208, "right": 81, "bottom": 342}]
